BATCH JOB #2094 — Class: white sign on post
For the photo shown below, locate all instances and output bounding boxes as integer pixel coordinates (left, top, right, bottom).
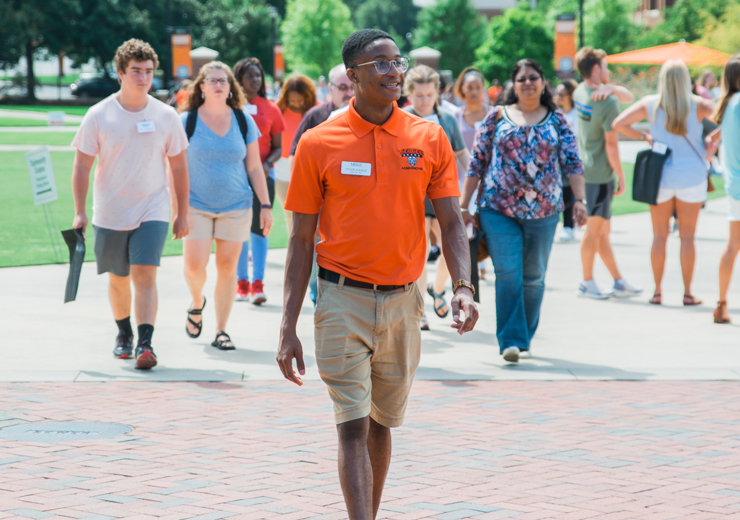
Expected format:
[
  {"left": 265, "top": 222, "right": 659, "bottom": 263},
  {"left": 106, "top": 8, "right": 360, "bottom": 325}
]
[
  {"left": 47, "top": 111, "right": 65, "bottom": 126},
  {"left": 25, "top": 146, "right": 58, "bottom": 205}
]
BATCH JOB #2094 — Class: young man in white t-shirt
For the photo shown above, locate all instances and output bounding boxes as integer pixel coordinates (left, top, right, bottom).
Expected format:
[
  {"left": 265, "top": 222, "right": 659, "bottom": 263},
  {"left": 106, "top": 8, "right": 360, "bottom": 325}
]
[{"left": 71, "top": 39, "right": 190, "bottom": 370}]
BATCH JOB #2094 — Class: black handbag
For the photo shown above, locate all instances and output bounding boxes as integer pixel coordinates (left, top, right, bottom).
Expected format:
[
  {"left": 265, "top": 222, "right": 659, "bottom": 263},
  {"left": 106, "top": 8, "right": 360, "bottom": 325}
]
[{"left": 632, "top": 146, "right": 672, "bottom": 205}]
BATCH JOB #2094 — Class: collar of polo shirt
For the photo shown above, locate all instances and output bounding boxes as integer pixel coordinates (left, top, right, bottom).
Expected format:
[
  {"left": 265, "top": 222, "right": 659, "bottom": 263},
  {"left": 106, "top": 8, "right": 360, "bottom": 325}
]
[{"left": 346, "top": 98, "right": 401, "bottom": 138}]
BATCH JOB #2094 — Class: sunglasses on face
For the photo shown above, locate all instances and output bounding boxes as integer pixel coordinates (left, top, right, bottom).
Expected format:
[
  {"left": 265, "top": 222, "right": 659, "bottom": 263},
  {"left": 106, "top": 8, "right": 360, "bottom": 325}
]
[
  {"left": 516, "top": 75, "right": 542, "bottom": 84},
  {"left": 351, "top": 57, "right": 409, "bottom": 75},
  {"left": 331, "top": 83, "right": 354, "bottom": 92},
  {"left": 203, "top": 78, "right": 229, "bottom": 86}
]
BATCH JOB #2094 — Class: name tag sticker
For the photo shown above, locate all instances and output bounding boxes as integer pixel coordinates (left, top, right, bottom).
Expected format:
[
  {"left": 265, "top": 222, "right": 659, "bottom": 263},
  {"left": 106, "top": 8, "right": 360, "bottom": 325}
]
[
  {"left": 652, "top": 142, "right": 668, "bottom": 155},
  {"left": 245, "top": 104, "right": 258, "bottom": 115},
  {"left": 341, "top": 161, "right": 372, "bottom": 176},
  {"left": 136, "top": 121, "right": 155, "bottom": 133}
]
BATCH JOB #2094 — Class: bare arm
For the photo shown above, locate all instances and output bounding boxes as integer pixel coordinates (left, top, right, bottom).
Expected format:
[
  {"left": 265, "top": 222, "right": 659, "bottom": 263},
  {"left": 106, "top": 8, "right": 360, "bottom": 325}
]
[
  {"left": 245, "top": 140, "right": 273, "bottom": 236},
  {"left": 568, "top": 174, "right": 588, "bottom": 227},
  {"left": 591, "top": 84, "right": 634, "bottom": 103},
  {"left": 454, "top": 148, "right": 471, "bottom": 172},
  {"left": 71, "top": 150, "right": 96, "bottom": 235},
  {"left": 168, "top": 150, "right": 190, "bottom": 239},
  {"left": 431, "top": 197, "right": 479, "bottom": 334},
  {"left": 264, "top": 133, "right": 282, "bottom": 176},
  {"left": 613, "top": 98, "right": 651, "bottom": 142},
  {"left": 697, "top": 97, "right": 717, "bottom": 122},
  {"left": 605, "top": 131, "right": 626, "bottom": 196},
  {"left": 277, "top": 211, "right": 319, "bottom": 386}
]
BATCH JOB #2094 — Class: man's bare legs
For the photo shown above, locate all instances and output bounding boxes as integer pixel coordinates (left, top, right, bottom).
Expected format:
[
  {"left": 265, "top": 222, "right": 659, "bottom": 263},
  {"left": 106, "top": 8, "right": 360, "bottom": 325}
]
[
  {"left": 337, "top": 417, "right": 392, "bottom": 520},
  {"left": 581, "top": 216, "right": 622, "bottom": 281},
  {"left": 108, "top": 273, "right": 132, "bottom": 321},
  {"left": 108, "top": 265, "right": 158, "bottom": 328}
]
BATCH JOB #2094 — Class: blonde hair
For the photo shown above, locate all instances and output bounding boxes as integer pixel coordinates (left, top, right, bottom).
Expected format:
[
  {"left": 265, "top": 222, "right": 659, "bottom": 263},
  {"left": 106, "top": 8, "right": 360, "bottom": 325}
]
[
  {"left": 404, "top": 64, "right": 440, "bottom": 95},
  {"left": 183, "top": 61, "right": 246, "bottom": 112},
  {"left": 654, "top": 60, "right": 693, "bottom": 136}
]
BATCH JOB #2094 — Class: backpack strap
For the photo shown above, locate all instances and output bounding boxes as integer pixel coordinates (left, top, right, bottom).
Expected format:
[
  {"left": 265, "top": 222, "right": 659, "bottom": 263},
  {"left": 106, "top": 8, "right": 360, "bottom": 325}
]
[
  {"left": 233, "top": 108, "right": 248, "bottom": 143},
  {"left": 185, "top": 109, "right": 197, "bottom": 141}
]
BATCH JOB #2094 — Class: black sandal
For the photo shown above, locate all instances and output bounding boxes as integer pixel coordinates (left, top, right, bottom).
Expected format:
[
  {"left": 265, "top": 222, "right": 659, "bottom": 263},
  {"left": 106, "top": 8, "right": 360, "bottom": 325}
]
[
  {"left": 186, "top": 296, "right": 206, "bottom": 338},
  {"left": 211, "top": 330, "right": 235, "bottom": 351},
  {"left": 426, "top": 284, "right": 449, "bottom": 318}
]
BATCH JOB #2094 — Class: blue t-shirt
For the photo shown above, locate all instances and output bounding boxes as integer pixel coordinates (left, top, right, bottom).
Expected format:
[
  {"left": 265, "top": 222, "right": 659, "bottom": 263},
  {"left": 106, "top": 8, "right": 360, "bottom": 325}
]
[
  {"left": 721, "top": 94, "right": 740, "bottom": 201},
  {"left": 180, "top": 109, "right": 261, "bottom": 213}
]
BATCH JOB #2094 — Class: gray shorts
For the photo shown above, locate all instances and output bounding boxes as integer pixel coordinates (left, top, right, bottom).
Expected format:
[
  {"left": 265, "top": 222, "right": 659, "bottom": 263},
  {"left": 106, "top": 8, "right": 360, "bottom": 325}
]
[
  {"left": 93, "top": 221, "right": 169, "bottom": 277},
  {"left": 585, "top": 182, "right": 615, "bottom": 220}
]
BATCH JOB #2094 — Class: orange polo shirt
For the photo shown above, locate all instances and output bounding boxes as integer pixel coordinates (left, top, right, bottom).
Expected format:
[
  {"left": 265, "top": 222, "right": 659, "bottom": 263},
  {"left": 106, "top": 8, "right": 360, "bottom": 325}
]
[{"left": 285, "top": 98, "right": 460, "bottom": 285}]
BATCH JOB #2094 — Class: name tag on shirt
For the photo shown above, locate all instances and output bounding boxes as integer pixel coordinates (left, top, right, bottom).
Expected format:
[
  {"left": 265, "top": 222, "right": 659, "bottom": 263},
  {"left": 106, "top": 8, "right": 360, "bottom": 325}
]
[
  {"left": 341, "top": 161, "right": 372, "bottom": 176},
  {"left": 652, "top": 142, "right": 668, "bottom": 155},
  {"left": 245, "top": 104, "right": 258, "bottom": 115},
  {"left": 136, "top": 121, "right": 155, "bottom": 133}
]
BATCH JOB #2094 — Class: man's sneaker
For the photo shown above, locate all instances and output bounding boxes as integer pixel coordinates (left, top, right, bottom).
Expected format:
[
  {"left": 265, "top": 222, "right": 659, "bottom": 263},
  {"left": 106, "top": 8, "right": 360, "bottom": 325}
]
[
  {"left": 113, "top": 333, "right": 134, "bottom": 359},
  {"left": 613, "top": 279, "right": 643, "bottom": 298},
  {"left": 577, "top": 280, "right": 613, "bottom": 300},
  {"left": 235, "top": 279, "right": 250, "bottom": 301},
  {"left": 135, "top": 342, "right": 157, "bottom": 370},
  {"left": 502, "top": 346, "right": 520, "bottom": 363},
  {"left": 559, "top": 227, "right": 575, "bottom": 241},
  {"left": 519, "top": 350, "right": 532, "bottom": 359},
  {"left": 250, "top": 279, "right": 267, "bottom": 305}
]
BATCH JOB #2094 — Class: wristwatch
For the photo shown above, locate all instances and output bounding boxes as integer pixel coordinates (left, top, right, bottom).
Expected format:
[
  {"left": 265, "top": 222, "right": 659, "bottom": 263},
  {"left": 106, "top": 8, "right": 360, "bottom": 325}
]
[
  {"left": 575, "top": 199, "right": 587, "bottom": 205},
  {"left": 261, "top": 204, "right": 273, "bottom": 209},
  {"left": 453, "top": 279, "right": 475, "bottom": 296}
]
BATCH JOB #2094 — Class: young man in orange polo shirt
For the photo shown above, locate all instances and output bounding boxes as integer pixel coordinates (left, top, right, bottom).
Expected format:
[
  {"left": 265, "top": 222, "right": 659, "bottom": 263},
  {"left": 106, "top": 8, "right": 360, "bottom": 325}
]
[{"left": 277, "top": 29, "right": 479, "bottom": 520}]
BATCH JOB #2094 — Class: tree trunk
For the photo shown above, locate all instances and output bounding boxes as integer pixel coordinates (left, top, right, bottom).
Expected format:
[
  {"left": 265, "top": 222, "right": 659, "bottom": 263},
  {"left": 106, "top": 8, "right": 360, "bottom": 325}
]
[{"left": 25, "top": 40, "right": 36, "bottom": 101}]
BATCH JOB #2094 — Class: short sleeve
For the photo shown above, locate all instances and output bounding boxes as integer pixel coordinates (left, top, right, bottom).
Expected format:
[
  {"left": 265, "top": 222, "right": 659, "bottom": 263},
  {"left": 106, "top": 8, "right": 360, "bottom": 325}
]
[
  {"left": 284, "top": 131, "right": 324, "bottom": 214},
  {"left": 242, "top": 111, "right": 262, "bottom": 145},
  {"left": 555, "top": 112, "right": 584, "bottom": 179},
  {"left": 71, "top": 110, "right": 100, "bottom": 156},
  {"left": 427, "top": 124, "right": 461, "bottom": 200},
  {"left": 601, "top": 97, "right": 621, "bottom": 133},
  {"left": 166, "top": 110, "right": 189, "bottom": 156},
  {"left": 289, "top": 112, "right": 314, "bottom": 156},
  {"left": 270, "top": 105, "right": 287, "bottom": 135}
]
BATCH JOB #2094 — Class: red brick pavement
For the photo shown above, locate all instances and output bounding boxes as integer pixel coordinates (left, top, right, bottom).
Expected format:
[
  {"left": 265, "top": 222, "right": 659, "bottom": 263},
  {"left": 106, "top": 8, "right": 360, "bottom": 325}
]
[{"left": 0, "top": 381, "right": 739, "bottom": 519}]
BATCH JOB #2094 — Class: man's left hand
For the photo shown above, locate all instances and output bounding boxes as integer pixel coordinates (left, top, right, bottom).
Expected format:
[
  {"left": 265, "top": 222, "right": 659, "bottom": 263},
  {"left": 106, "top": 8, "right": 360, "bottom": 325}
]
[
  {"left": 591, "top": 84, "right": 614, "bottom": 101},
  {"left": 172, "top": 214, "right": 190, "bottom": 240},
  {"left": 450, "top": 287, "right": 478, "bottom": 335}
]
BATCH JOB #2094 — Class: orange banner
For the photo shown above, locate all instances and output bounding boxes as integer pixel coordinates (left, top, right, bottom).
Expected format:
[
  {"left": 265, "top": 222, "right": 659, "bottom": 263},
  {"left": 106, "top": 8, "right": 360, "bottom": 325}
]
[
  {"left": 273, "top": 44, "right": 285, "bottom": 81},
  {"left": 555, "top": 15, "right": 576, "bottom": 78},
  {"left": 172, "top": 34, "right": 192, "bottom": 79}
]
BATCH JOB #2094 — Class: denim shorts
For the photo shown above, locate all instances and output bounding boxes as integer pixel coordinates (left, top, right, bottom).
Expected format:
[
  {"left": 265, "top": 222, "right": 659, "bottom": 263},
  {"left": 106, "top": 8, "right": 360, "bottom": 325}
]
[{"left": 93, "top": 221, "right": 169, "bottom": 277}]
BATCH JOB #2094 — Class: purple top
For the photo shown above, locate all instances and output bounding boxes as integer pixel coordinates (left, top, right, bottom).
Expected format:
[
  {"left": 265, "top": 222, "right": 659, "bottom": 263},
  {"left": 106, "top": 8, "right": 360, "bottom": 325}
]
[{"left": 454, "top": 105, "right": 494, "bottom": 182}]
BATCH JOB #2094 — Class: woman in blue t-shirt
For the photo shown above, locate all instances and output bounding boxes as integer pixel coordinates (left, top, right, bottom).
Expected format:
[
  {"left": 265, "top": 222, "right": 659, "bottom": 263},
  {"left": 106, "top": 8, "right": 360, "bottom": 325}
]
[{"left": 179, "top": 61, "right": 273, "bottom": 350}]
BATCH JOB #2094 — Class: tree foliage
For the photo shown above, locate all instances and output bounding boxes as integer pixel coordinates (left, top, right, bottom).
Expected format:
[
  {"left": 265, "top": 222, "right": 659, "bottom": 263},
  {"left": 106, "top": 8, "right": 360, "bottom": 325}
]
[
  {"left": 584, "top": 0, "right": 637, "bottom": 55},
  {"left": 475, "top": 4, "right": 553, "bottom": 81},
  {"left": 415, "top": 0, "right": 486, "bottom": 76},
  {"left": 281, "top": 0, "right": 356, "bottom": 78},
  {"left": 697, "top": 2, "right": 740, "bottom": 55},
  {"left": 354, "top": 0, "right": 418, "bottom": 51}
]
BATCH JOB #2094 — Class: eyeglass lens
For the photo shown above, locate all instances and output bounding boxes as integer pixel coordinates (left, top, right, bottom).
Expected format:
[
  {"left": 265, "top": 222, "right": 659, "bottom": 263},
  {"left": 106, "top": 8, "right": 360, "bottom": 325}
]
[
  {"left": 374, "top": 58, "right": 409, "bottom": 74},
  {"left": 516, "top": 75, "right": 541, "bottom": 83},
  {"left": 332, "top": 83, "right": 354, "bottom": 92},
  {"left": 205, "top": 78, "right": 229, "bottom": 85}
]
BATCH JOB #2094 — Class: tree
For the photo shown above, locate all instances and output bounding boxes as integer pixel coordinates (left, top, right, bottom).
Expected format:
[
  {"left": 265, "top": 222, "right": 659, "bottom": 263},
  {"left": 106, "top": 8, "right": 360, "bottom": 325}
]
[
  {"left": 281, "top": 0, "right": 356, "bottom": 78},
  {"left": 475, "top": 4, "right": 554, "bottom": 82},
  {"left": 634, "top": 0, "right": 721, "bottom": 50},
  {"left": 584, "top": 0, "right": 637, "bottom": 55},
  {"left": 697, "top": 2, "right": 740, "bottom": 55},
  {"left": 415, "top": 0, "right": 486, "bottom": 76},
  {"left": 354, "top": 0, "right": 418, "bottom": 51}
]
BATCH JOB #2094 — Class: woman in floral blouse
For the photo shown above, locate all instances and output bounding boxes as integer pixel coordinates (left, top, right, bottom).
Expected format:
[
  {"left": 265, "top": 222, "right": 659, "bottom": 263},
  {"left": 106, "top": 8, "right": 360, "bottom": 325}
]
[{"left": 460, "top": 58, "right": 588, "bottom": 364}]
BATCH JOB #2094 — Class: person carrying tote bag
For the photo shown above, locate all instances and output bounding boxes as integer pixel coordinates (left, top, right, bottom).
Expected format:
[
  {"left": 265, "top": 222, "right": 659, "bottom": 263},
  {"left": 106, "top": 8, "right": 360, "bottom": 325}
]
[{"left": 613, "top": 60, "right": 716, "bottom": 306}]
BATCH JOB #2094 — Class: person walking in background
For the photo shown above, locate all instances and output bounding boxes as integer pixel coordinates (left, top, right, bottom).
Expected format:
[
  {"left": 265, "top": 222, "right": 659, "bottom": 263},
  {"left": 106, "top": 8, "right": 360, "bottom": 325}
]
[
  {"left": 707, "top": 56, "right": 740, "bottom": 323},
  {"left": 696, "top": 69, "right": 717, "bottom": 100},
  {"left": 574, "top": 47, "right": 643, "bottom": 300},
  {"left": 275, "top": 75, "right": 319, "bottom": 236},
  {"left": 403, "top": 64, "right": 470, "bottom": 330},
  {"left": 613, "top": 60, "right": 716, "bottom": 307},
  {"left": 178, "top": 62, "right": 272, "bottom": 350},
  {"left": 277, "top": 29, "right": 478, "bottom": 519},
  {"left": 233, "top": 57, "right": 285, "bottom": 304},
  {"left": 461, "top": 58, "right": 587, "bottom": 364},
  {"left": 71, "top": 39, "right": 190, "bottom": 370},
  {"left": 555, "top": 79, "right": 579, "bottom": 242},
  {"left": 317, "top": 75, "right": 330, "bottom": 103}
]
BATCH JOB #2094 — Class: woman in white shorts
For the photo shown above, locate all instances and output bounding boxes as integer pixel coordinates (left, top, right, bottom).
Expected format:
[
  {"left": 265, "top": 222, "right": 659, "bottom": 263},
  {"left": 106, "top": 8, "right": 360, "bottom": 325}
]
[
  {"left": 614, "top": 60, "right": 716, "bottom": 306},
  {"left": 707, "top": 56, "right": 740, "bottom": 323},
  {"left": 179, "top": 62, "right": 273, "bottom": 349}
]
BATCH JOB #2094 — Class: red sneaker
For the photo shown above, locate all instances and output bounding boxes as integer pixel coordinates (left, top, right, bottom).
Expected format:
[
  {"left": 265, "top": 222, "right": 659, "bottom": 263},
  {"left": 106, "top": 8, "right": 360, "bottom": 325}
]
[
  {"left": 250, "top": 279, "right": 267, "bottom": 305},
  {"left": 235, "top": 279, "right": 250, "bottom": 301}
]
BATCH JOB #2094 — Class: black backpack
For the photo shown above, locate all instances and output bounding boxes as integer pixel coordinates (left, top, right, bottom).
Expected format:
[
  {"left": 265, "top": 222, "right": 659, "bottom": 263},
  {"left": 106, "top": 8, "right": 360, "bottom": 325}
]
[{"left": 185, "top": 107, "right": 249, "bottom": 143}]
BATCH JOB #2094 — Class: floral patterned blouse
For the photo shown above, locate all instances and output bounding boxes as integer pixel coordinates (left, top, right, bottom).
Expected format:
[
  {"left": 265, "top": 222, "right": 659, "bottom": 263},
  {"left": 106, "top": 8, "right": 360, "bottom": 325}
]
[{"left": 466, "top": 106, "right": 583, "bottom": 219}]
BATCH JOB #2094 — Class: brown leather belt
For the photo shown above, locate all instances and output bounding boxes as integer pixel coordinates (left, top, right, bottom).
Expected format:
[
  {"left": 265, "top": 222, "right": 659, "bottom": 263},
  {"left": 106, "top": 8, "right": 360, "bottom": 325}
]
[{"left": 318, "top": 267, "right": 407, "bottom": 292}]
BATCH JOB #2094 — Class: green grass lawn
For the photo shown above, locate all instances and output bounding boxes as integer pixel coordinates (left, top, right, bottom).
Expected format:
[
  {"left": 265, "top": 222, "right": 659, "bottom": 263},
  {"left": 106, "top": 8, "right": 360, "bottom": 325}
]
[
  {"left": 0, "top": 117, "right": 79, "bottom": 127},
  {"left": 0, "top": 152, "right": 288, "bottom": 268},
  {"left": 35, "top": 75, "right": 79, "bottom": 86},
  {"left": 0, "top": 106, "right": 90, "bottom": 116},
  {"left": 0, "top": 132, "right": 75, "bottom": 146}
]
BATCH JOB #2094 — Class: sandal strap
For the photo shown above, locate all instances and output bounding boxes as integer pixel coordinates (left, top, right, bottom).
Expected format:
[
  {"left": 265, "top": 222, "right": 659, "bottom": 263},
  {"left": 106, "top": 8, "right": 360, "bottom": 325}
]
[
  {"left": 215, "top": 330, "right": 231, "bottom": 341},
  {"left": 187, "top": 317, "right": 203, "bottom": 329},
  {"left": 187, "top": 296, "right": 207, "bottom": 315}
]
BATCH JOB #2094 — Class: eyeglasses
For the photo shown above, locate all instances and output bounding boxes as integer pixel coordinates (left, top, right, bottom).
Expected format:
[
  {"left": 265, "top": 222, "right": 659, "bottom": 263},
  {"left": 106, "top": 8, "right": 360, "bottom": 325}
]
[
  {"left": 515, "top": 75, "right": 541, "bottom": 84},
  {"left": 331, "top": 83, "right": 354, "bottom": 92},
  {"left": 351, "top": 57, "right": 409, "bottom": 74},
  {"left": 203, "top": 78, "right": 229, "bottom": 86}
]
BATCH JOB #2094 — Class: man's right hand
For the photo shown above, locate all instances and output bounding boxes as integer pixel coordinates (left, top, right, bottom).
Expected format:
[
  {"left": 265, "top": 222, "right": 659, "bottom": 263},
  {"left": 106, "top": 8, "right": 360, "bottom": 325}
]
[
  {"left": 277, "top": 330, "right": 305, "bottom": 386},
  {"left": 73, "top": 212, "right": 88, "bottom": 236}
]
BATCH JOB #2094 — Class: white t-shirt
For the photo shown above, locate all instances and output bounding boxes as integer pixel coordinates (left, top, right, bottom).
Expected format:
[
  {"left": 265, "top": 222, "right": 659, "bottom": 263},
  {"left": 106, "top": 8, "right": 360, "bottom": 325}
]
[
  {"left": 72, "top": 94, "right": 189, "bottom": 230},
  {"left": 561, "top": 107, "right": 578, "bottom": 134}
]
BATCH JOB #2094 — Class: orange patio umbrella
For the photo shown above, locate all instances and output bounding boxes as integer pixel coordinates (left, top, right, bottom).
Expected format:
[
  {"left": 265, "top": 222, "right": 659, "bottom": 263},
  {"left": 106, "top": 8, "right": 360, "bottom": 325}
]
[{"left": 606, "top": 41, "right": 732, "bottom": 66}]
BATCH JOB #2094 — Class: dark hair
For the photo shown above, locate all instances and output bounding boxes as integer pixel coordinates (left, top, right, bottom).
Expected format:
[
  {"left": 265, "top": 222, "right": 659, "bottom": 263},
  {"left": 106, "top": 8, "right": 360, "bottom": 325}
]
[
  {"left": 453, "top": 66, "right": 486, "bottom": 100},
  {"left": 575, "top": 46, "right": 606, "bottom": 80},
  {"left": 502, "top": 59, "right": 556, "bottom": 112},
  {"left": 342, "top": 29, "right": 396, "bottom": 69},
  {"left": 276, "top": 74, "right": 317, "bottom": 113},
  {"left": 233, "top": 57, "right": 266, "bottom": 98},
  {"left": 714, "top": 56, "right": 740, "bottom": 125},
  {"left": 557, "top": 78, "right": 578, "bottom": 98}
]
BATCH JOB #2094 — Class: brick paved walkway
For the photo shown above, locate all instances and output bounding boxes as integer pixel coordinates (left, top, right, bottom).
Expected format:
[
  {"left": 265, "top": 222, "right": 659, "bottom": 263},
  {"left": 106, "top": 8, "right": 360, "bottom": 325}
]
[{"left": 1, "top": 381, "right": 739, "bottom": 519}]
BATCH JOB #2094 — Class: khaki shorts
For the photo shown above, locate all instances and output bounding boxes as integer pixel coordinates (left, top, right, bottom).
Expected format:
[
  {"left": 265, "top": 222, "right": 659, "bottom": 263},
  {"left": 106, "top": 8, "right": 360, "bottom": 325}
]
[
  {"left": 314, "top": 277, "right": 424, "bottom": 428},
  {"left": 185, "top": 207, "right": 252, "bottom": 242}
]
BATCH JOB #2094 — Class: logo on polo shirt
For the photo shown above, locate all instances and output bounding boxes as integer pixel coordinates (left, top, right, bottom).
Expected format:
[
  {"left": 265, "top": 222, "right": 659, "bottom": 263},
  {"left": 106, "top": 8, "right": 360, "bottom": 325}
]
[{"left": 400, "top": 148, "right": 424, "bottom": 169}]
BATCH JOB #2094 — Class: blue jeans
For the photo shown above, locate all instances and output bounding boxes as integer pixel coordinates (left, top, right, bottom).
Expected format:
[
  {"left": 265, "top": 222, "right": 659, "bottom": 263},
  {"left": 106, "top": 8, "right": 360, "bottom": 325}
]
[
  {"left": 237, "top": 233, "right": 269, "bottom": 282},
  {"left": 478, "top": 208, "right": 559, "bottom": 352}
]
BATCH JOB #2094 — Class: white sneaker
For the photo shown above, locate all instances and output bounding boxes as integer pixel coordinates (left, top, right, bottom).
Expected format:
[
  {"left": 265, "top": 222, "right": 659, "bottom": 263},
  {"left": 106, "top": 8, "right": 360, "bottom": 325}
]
[
  {"left": 559, "top": 227, "right": 575, "bottom": 241},
  {"left": 613, "top": 279, "right": 643, "bottom": 298},
  {"left": 502, "top": 346, "right": 520, "bottom": 363},
  {"left": 577, "top": 280, "right": 613, "bottom": 300},
  {"left": 519, "top": 350, "right": 532, "bottom": 359}
]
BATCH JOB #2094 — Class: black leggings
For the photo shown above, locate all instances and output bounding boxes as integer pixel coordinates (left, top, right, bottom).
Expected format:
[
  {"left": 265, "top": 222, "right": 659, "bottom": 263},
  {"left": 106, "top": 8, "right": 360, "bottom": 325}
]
[{"left": 562, "top": 184, "right": 574, "bottom": 229}]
